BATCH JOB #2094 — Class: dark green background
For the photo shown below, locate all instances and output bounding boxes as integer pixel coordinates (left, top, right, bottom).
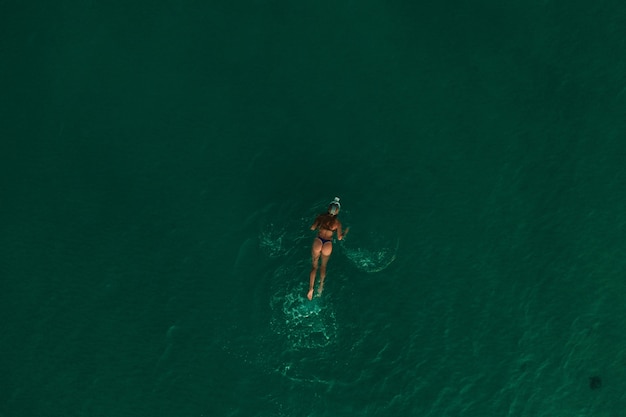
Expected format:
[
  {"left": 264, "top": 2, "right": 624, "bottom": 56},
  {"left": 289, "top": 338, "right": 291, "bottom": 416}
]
[{"left": 2, "top": 1, "right": 626, "bottom": 416}]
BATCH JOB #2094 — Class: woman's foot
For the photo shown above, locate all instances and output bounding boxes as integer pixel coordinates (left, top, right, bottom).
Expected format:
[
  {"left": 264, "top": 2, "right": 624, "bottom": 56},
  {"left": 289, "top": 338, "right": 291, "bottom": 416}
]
[
  {"left": 317, "top": 283, "right": 324, "bottom": 297},
  {"left": 307, "top": 288, "right": 314, "bottom": 300}
]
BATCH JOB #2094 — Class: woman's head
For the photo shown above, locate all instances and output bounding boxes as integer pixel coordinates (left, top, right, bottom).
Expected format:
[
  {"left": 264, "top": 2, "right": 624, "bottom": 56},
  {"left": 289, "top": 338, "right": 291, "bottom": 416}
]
[{"left": 327, "top": 197, "right": 341, "bottom": 216}]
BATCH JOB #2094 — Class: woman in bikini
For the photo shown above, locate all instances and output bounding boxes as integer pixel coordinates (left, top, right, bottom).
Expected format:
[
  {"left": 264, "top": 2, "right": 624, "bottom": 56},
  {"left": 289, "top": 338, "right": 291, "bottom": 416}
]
[{"left": 307, "top": 197, "right": 349, "bottom": 300}]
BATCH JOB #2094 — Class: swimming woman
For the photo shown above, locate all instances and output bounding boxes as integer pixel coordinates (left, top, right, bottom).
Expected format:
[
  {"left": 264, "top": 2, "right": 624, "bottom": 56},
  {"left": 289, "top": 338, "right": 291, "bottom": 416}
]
[{"left": 308, "top": 197, "right": 349, "bottom": 300}]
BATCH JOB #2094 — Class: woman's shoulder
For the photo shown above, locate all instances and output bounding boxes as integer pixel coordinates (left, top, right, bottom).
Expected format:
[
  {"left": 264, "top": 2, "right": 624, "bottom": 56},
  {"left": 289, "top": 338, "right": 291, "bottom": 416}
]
[{"left": 315, "top": 213, "right": 327, "bottom": 221}]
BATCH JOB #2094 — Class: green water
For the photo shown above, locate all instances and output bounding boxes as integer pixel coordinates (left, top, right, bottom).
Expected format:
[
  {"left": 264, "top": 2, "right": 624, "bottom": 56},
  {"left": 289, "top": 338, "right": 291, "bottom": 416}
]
[{"left": 2, "top": 1, "right": 626, "bottom": 416}]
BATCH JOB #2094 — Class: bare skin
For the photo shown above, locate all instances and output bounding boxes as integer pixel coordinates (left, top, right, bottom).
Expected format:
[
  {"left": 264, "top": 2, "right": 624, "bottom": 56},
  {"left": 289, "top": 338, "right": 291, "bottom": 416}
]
[{"left": 308, "top": 213, "right": 349, "bottom": 300}]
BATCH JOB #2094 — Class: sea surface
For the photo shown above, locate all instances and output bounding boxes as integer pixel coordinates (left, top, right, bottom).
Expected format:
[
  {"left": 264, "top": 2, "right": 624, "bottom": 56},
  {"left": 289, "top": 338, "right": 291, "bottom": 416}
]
[{"left": 2, "top": 1, "right": 626, "bottom": 416}]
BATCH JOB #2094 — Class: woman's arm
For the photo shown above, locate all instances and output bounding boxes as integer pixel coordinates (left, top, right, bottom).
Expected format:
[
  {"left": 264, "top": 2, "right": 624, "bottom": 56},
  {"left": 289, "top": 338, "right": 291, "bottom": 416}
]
[{"left": 337, "top": 222, "right": 349, "bottom": 240}]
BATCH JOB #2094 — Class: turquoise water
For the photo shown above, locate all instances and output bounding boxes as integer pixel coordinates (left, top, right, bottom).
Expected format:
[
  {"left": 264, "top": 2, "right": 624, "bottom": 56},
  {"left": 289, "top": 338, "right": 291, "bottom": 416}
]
[{"left": 2, "top": 1, "right": 626, "bottom": 416}]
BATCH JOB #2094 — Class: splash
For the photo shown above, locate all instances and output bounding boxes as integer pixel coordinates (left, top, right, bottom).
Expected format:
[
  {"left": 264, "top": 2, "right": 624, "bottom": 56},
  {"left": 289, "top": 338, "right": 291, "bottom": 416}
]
[
  {"left": 270, "top": 265, "right": 338, "bottom": 351},
  {"left": 259, "top": 223, "right": 291, "bottom": 258},
  {"left": 341, "top": 236, "right": 399, "bottom": 273}
]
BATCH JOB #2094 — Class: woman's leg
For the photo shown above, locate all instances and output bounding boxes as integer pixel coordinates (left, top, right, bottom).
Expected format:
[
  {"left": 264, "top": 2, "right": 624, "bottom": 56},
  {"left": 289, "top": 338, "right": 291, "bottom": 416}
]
[
  {"left": 308, "top": 239, "right": 323, "bottom": 300},
  {"left": 317, "top": 242, "right": 333, "bottom": 295}
]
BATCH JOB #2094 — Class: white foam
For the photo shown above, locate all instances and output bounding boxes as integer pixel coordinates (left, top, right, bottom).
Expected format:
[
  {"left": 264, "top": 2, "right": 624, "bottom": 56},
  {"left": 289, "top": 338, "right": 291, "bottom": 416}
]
[
  {"left": 269, "top": 265, "right": 338, "bottom": 351},
  {"left": 341, "top": 236, "right": 399, "bottom": 273}
]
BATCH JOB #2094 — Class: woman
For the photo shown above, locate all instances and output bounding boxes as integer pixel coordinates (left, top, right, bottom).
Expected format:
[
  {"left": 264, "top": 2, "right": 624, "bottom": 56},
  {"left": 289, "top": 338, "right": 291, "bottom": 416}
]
[{"left": 308, "top": 197, "right": 349, "bottom": 300}]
